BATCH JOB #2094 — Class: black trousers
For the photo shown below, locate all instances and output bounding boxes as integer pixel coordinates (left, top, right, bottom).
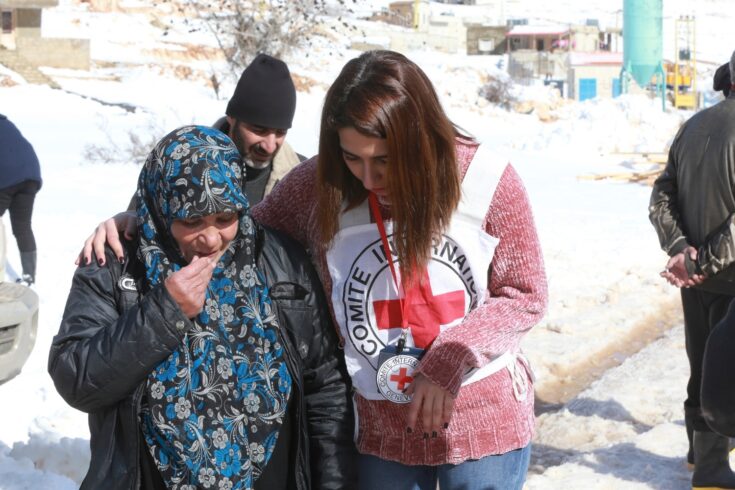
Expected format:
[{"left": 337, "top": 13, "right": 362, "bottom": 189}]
[
  {"left": 681, "top": 287, "right": 735, "bottom": 430},
  {"left": 701, "top": 299, "right": 735, "bottom": 436},
  {"left": 0, "top": 180, "right": 39, "bottom": 252}
]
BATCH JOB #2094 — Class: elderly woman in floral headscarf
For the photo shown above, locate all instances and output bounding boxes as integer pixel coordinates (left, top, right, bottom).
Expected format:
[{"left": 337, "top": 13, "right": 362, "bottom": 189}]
[{"left": 49, "top": 126, "right": 356, "bottom": 490}]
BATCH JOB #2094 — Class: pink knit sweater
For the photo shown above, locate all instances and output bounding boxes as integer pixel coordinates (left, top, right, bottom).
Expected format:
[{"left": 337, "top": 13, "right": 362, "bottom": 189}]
[{"left": 252, "top": 140, "right": 548, "bottom": 465}]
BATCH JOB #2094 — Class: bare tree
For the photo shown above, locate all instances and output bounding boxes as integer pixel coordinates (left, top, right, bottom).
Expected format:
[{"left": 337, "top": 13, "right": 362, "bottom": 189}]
[
  {"left": 83, "top": 118, "right": 167, "bottom": 165},
  {"left": 479, "top": 76, "right": 517, "bottom": 110},
  {"left": 157, "top": 0, "right": 354, "bottom": 78}
]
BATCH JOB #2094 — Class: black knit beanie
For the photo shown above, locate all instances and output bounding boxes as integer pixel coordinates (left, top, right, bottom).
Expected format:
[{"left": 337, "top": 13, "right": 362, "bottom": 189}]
[
  {"left": 226, "top": 54, "right": 296, "bottom": 129},
  {"left": 713, "top": 62, "right": 731, "bottom": 97}
]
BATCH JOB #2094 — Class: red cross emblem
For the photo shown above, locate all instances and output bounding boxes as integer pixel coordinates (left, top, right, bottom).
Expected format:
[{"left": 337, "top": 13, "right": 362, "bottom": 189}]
[
  {"left": 389, "top": 367, "right": 414, "bottom": 391},
  {"left": 373, "top": 269, "right": 465, "bottom": 348}
]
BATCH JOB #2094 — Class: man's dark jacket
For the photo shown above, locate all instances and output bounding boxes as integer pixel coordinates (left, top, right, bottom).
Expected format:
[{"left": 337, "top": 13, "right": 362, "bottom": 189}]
[
  {"left": 649, "top": 95, "right": 735, "bottom": 294},
  {"left": 48, "top": 224, "right": 357, "bottom": 489}
]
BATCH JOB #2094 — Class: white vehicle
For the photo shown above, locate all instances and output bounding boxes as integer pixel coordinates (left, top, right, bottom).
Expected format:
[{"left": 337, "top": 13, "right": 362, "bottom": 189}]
[{"left": 0, "top": 220, "right": 38, "bottom": 384}]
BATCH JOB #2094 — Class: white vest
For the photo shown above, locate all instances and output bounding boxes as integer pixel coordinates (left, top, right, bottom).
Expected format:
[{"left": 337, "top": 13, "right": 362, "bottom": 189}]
[{"left": 326, "top": 144, "right": 508, "bottom": 400}]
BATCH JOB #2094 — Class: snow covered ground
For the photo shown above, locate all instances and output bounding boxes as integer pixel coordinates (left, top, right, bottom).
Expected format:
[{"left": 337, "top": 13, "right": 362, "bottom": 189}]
[{"left": 1, "top": 1, "right": 734, "bottom": 488}]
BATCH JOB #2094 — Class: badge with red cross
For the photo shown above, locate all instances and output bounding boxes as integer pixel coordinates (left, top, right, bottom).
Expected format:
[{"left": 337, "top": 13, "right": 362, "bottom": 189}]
[{"left": 376, "top": 351, "right": 422, "bottom": 403}]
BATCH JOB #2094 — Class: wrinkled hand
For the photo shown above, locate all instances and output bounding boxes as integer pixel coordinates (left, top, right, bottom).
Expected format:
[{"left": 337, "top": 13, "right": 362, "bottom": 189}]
[
  {"left": 164, "top": 256, "right": 216, "bottom": 318},
  {"left": 75, "top": 211, "right": 137, "bottom": 266},
  {"left": 660, "top": 246, "right": 705, "bottom": 288},
  {"left": 405, "top": 374, "right": 455, "bottom": 436}
]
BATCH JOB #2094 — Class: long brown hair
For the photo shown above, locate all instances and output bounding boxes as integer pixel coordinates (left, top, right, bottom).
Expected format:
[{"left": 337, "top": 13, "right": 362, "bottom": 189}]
[{"left": 316, "top": 50, "right": 466, "bottom": 285}]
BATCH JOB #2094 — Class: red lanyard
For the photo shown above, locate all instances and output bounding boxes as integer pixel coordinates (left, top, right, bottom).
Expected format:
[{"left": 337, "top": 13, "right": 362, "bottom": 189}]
[{"left": 368, "top": 193, "right": 411, "bottom": 333}]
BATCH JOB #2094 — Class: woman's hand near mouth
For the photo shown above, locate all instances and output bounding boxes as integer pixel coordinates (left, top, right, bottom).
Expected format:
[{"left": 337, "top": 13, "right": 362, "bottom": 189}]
[{"left": 165, "top": 255, "right": 217, "bottom": 318}]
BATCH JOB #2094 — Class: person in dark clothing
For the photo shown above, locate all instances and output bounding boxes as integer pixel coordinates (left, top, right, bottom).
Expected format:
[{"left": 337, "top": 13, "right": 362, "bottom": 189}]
[
  {"left": 699, "top": 56, "right": 735, "bottom": 474},
  {"left": 0, "top": 114, "right": 41, "bottom": 285},
  {"left": 216, "top": 53, "right": 305, "bottom": 203},
  {"left": 49, "top": 126, "right": 356, "bottom": 489},
  {"left": 649, "top": 49, "right": 735, "bottom": 490}
]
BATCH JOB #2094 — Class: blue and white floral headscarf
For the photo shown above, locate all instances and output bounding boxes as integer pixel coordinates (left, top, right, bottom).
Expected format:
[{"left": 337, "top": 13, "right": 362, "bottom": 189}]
[{"left": 136, "top": 125, "right": 292, "bottom": 490}]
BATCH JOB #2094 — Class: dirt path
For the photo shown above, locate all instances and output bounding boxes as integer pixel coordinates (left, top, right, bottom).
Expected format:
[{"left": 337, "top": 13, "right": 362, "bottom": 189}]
[{"left": 534, "top": 295, "right": 683, "bottom": 411}]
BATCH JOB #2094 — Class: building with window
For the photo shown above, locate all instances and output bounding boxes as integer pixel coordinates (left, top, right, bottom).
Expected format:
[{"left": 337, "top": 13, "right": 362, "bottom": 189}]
[
  {"left": 368, "top": 0, "right": 511, "bottom": 55},
  {"left": 567, "top": 51, "right": 624, "bottom": 101},
  {"left": 0, "top": 0, "right": 89, "bottom": 70},
  {"left": 504, "top": 21, "right": 624, "bottom": 101}
]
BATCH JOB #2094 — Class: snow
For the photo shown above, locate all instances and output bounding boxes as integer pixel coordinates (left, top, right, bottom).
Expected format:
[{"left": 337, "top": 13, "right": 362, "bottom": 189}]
[{"left": 1, "top": 1, "right": 733, "bottom": 488}]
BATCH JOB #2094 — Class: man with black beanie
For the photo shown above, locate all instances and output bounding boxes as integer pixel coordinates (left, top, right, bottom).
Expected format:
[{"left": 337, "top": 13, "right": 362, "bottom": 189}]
[
  {"left": 125, "top": 54, "right": 303, "bottom": 208},
  {"left": 214, "top": 53, "right": 305, "bottom": 205},
  {"left": 80, "top": 53, "right": 307, "bottom": 265}
]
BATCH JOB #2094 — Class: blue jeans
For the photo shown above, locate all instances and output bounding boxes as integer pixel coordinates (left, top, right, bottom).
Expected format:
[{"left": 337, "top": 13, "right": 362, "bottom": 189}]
[{"left": 357, "top": 444, "right": 531, "bottom": 490}]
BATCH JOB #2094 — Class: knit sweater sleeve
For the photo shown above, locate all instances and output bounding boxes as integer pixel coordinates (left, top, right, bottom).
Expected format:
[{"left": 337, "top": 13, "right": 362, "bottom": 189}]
[
  {"left": 250, "top": 156, "right": 317, "bottom": 247},
  {"left": 415, "top": 164, "right": 548, "bottom": 396}
]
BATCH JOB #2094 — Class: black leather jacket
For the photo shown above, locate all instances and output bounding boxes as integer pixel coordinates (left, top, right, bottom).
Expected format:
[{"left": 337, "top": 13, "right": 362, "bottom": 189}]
[
  {"left": 650, "top": 96, "right": 735, "bottom": 294},
  {"left": 48, "top": 224, "right": 356, "bottom": 489}
]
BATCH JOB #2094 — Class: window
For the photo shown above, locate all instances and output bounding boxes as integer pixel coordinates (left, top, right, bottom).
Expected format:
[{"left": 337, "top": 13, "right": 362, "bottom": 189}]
[
  {"left": 1, "top": 11, "right": 11, "bottom": 34},
  {"left": 478, "top": 38, "right": 495, "bottom": 53},
  {"left": 579, "top": 78, "right": 597, "bottom": 101}
]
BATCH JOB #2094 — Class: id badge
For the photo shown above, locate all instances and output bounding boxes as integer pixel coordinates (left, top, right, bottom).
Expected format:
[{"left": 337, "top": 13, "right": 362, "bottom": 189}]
[{"left": 376, "top": 346, "right": 424, "bottom": 404}]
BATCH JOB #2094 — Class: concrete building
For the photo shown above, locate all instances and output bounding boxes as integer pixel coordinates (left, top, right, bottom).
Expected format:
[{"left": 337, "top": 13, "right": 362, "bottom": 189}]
[
  {"left": 567, "top": 51, "right": 624, "bottom": 101},
  {"left": 373, "top": 1, "right": 414, "bottom": 27},
  {"left": 367, "top": 0, "right": 513, "bottom": 55},
  {"left": 506, "top": 24, "right": 600, "bottom": 53},
  {"left": 506, "top": 22, "right": 624, "bottom": 95},
  {"left": 466, "top": 23, "right": 508, "bottom": 55},
  {"left": 508, "top": 50, "right": 568, "bottom": 83},
  {"left": 0, "top": 0, "right": 90, "bottom": 70}
]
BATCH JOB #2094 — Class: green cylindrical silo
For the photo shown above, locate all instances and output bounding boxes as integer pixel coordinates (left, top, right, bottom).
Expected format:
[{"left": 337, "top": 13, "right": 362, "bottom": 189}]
[{"left": 623, "top": 0, "right": 663, "bottom": 87}]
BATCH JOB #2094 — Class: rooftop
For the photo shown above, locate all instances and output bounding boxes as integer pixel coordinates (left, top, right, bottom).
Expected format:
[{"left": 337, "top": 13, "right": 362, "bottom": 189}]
[
  {"left": 507, "top": 24, "right": 570, "bottom": 36},
  {"left": 569, "top": 51, "right": 624, "bottom": 66}
]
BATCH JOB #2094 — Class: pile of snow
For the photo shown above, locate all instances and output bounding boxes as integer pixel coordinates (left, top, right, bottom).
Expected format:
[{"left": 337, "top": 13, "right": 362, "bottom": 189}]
[{"left": 522, "top": 94, "right": 686, "bottom": 155}]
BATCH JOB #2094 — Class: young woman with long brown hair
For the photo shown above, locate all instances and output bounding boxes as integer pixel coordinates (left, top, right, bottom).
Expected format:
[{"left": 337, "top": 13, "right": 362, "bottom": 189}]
[{"left": 252, "top": 50, "right": 548, "bottom": 489}]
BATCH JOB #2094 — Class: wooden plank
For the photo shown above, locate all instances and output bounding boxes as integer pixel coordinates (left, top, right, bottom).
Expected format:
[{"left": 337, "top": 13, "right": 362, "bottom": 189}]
[{"left": 578, "top": 169, "right": 663, "bottom": 183}]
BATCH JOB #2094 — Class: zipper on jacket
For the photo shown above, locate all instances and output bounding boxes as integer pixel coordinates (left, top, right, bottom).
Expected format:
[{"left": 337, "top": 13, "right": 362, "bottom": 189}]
[
  {"left": 275, "top": 309, "right": 309, "bottom": 489},
  {"left": 273, "top": 306, "right": 308, "bottom": 489},
  {"left": 256, "top": 229, "right": 308, "bottom": 488},
  {"left": 132, "top": 384, "right": 145, "bottom": 489}
]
